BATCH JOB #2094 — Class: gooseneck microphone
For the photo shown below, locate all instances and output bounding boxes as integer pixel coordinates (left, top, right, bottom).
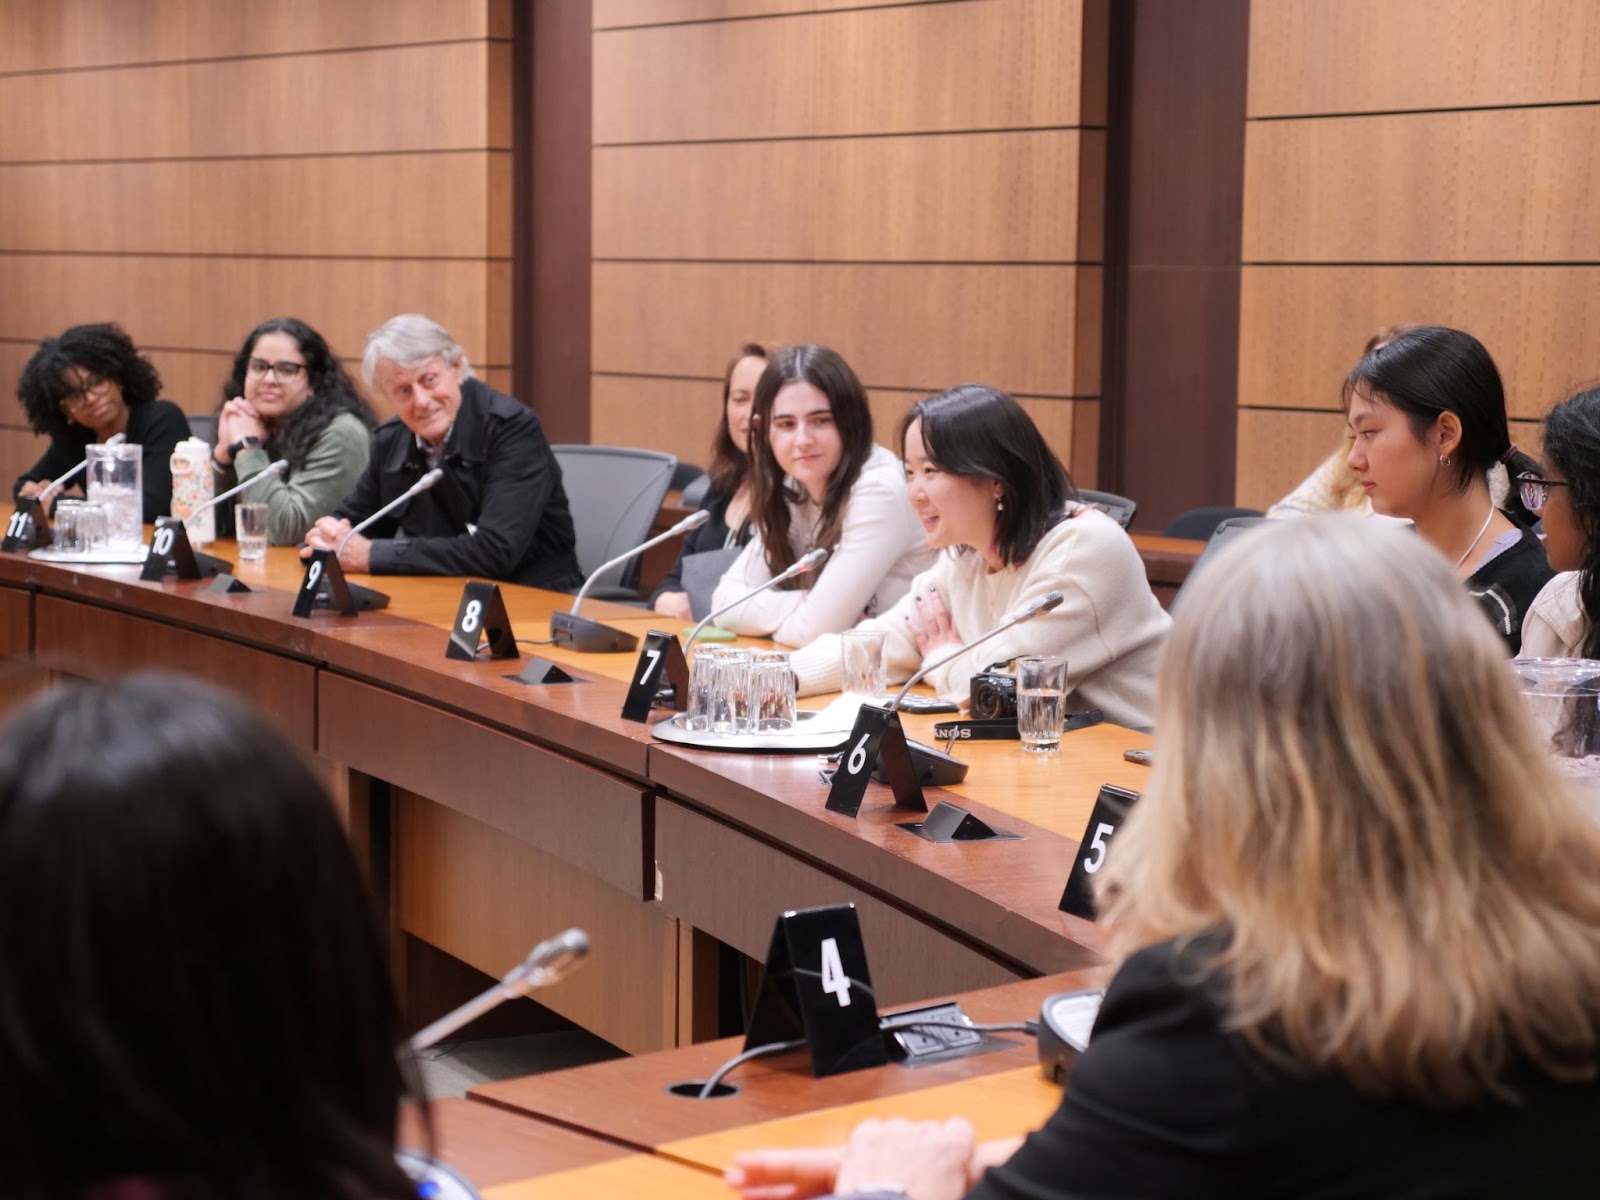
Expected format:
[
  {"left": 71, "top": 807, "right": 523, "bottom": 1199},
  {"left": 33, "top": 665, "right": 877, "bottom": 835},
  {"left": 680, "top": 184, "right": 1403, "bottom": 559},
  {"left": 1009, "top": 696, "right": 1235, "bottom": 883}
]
[
  {"left": 683, "top": 547, "right": 829, "bottom": 657},
  {"left": 335, "top": 467, "right": 443, "bottom": 557},
  {"left": 46, "top": 431, "right": 127, "bottom": 495},
  {"left": 183, "top": 458, "right": 288, "bottom": 527},
  {"left": 551, "top": 509, "right": 713, "bottom": 653},
  {"left": 409, "top": 928, "right": 591, "bottom": 1052},
  {"left": 887, "top": 590, "right": 1064, "bottom": 711}
]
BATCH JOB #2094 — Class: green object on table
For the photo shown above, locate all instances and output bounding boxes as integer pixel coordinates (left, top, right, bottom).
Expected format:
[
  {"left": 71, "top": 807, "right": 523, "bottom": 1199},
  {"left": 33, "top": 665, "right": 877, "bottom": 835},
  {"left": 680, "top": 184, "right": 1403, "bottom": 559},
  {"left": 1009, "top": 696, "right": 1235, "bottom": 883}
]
[{"left": 689, "top": 625, "right": 736, "bottom": 641}]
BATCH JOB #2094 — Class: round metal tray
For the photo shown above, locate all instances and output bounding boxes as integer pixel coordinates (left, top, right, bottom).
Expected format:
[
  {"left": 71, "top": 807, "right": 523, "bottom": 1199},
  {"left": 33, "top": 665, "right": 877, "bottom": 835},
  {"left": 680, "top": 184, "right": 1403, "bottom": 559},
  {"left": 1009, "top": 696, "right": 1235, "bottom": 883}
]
[
  {"left": 29, "top": 544, "right": 149, "bottom": 565},
  {"left": 650, "top": 709, "right": 853, "bottom": 754}
]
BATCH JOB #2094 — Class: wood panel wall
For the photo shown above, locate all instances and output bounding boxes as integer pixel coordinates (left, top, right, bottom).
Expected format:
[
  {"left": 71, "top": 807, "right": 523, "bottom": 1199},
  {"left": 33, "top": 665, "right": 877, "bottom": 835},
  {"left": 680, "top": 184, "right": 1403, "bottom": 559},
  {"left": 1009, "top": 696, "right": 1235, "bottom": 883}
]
[
  {"left": 1236, "top": 0, "right": 1600, "bottom": 508},
  {"left": 0, "top": 0, "right": 512, "bottom": 493},
  {"left": 589, "top": 0, "right": 1108, "bottom": 485}
]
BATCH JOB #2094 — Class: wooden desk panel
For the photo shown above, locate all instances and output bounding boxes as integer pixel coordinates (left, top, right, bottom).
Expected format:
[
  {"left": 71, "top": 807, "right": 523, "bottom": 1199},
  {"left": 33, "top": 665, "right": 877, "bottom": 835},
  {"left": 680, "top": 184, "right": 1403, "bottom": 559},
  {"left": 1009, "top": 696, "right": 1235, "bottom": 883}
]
[
  {"left": 0, "top": 583, "right": 50, "bottom": 718},
  {"left": 485, "top": 1154, "right": 725, "bottom": 1199},
  {"left": 396, "top": 793, "right": 681, "bottom": 1055},
  {"left": 657, "top": 799, "right": 1023, "bottom": 1004},
  {"left": 398, "top": 1097, "right": 629, "bottom": 1189},
  {"left": 32, "top": 594, "right": 317, "bottom": 748},
  {"left": 660, "top": 1067, "right": 1059, "bottom": 1173},
  {"left": 471, "top": 970, "right": 1105, "bottom": 1149},
  {"left": 320, "top": 674, "right": 651, "bottom": 898}
]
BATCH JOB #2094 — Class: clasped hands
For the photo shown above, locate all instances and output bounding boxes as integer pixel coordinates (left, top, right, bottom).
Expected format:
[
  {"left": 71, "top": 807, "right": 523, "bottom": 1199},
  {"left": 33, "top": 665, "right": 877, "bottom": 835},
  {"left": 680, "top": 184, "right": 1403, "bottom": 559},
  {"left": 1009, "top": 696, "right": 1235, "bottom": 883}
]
[{"left": 213, "top": 398, "right": 267, "bottom": 466}]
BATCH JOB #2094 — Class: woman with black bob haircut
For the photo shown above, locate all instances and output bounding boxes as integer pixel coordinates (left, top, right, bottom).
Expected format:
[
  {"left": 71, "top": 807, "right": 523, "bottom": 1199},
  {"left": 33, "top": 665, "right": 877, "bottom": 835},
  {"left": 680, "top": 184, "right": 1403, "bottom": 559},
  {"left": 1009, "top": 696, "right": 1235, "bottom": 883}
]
[
  {"left": 12, "top": 322, "right": 190, "bottom": 518},
  {"left": 212, "top": 317, "right": 376, "bottom": 544},
  {"left": 1344, "top": 324, "right": 1552, "bottom": 651},
  {"left": 651, "top": 342, "right": 767, "bottom": 620},
  {"left": 0, "top": 674, "right": 429, "bottom": 1199},
  {"left": 711, "top": 344, "right": 932, "bottom": 645},
  {"left": 789, "top": 384, "right": 1170, "bottom": 729}
]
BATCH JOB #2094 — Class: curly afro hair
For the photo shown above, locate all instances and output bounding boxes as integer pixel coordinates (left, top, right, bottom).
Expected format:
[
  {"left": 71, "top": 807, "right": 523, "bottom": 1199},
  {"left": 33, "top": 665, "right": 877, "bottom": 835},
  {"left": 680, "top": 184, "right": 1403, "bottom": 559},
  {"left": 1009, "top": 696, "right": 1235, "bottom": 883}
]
[{"left": 15, "top": 324, "right": 163, "bottom": 441}]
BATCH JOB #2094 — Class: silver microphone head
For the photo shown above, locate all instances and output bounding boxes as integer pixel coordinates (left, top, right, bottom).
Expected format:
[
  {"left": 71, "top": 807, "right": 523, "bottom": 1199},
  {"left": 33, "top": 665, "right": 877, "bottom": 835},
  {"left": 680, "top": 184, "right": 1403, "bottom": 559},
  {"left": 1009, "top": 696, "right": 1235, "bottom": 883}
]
[
  {"left": 1016, "top": 590, "right": 1064, "bottom": 620},
  {"left": 416, "top": 467, "right": 445, "bottom": 490},
  {"left": 265, "top": 458, "right": 289, "bottom": 476},
  {"left": 104, "top": 432, "right": 127, "bottom": 447},
  {"left": 676, "top": 509, "right": 712, "bottom": 533},
  {"left": 505, "top": 927, "right": 590, "bottom": 995},
  {"left": 797, "top": 547, "right": 829, "bottom": 572}
]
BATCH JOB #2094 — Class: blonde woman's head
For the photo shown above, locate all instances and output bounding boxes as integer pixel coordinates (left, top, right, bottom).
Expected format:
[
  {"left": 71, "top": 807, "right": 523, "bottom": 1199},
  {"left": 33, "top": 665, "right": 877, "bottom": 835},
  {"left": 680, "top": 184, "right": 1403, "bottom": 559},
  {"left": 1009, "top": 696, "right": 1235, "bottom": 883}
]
[{"left": 1099, "top": 515, "right": 1600, "bottom": 1104}]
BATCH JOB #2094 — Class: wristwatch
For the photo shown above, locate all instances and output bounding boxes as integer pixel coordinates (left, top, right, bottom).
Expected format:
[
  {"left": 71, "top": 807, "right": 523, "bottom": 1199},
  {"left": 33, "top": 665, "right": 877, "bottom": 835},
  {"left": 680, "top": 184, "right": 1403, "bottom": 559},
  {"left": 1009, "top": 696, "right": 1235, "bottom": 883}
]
[{"left": 226, "top": 436, "right": 263, "bottom": 461}]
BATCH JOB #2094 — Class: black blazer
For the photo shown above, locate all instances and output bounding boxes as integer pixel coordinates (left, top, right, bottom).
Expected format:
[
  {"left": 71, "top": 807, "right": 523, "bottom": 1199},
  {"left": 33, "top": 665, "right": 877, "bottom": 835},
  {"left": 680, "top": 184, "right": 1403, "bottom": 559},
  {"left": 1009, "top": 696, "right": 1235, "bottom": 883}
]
[
  {"left": 958, "top": 938, "right": 1600, "bottom": 1199},
  {"left": 332, "top": 378, "right": 581, "bottom": 590}
]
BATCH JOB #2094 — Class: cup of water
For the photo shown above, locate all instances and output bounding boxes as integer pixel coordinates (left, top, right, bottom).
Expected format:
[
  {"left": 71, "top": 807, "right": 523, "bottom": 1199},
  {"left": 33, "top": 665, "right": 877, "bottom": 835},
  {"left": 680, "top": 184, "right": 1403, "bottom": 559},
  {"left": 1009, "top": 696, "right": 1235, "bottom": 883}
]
[
  {"left": 53, "top": 498, "right": 85, "bottom": 553},
  {"left": 840, "top": 628, "right": 887, "bottom": 698},
  {"left": 85, "top": 442, "right": 142, "bottom": 550},
  {"left": 236, "top": 501, "right": 269, "bottom": 561},
  {"left": 1017, "top": 655, "right": 1068, "bottom": 753},
  {"left": 1509, "top": 657, "right": 1600, "bottom": 824},
  {"left": 75, "top": 503, "right": 110, "bottom": 555}
]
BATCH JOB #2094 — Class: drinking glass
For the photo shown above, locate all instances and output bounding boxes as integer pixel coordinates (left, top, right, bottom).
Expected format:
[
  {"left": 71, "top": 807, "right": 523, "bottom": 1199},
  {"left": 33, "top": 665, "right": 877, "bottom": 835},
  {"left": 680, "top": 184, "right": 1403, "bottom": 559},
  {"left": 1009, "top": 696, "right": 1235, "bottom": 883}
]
[
  {"left": 840, "top": 628, "right": 887, "bottom": 698},
  {"left": 236, "top": 502, "right": 269, "bottom": 561},
  {"left": 1509, "top": 658, "right": 1600, "bottom": 824},
  {"left": 1017, "top": 655, "right": 1068, "bottom": 753},
  {"left": 685, "top": 646, "right": 724, "bottom": 731},
  {"left": 75, "top": 503, "right": 110, "bottom": 555},
  {"left": 53, "top": 498, "right": 84, "bottom": 553},
  {"left": 749, "top": 649, "right": 797, "bottom": 732},
  {"left": 85, "top": 442, "right": 142, "bottom": 550},
  {"left": 712, "top": 648, "right": 753, "bottom": 735}
]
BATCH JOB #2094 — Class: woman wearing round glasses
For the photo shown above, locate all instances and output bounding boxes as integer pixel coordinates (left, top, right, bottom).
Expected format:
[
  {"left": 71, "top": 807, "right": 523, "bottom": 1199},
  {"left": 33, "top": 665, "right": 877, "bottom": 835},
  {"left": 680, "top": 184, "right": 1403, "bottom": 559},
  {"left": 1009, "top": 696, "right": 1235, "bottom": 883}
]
[
  {"left": 212, "top": 318, "right": 375, "bottom": 545},
  {"left": 12, "top": 323, "right": 190, "bottom": 518},
  {"left": 1519, "top": 387, "right": 1600, "bottom": 659}
]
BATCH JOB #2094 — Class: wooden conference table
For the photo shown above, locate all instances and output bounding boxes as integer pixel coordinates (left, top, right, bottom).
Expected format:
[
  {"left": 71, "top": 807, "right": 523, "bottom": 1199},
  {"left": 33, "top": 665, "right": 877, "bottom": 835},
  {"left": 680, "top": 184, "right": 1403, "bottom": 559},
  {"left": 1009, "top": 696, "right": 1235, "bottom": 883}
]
[{"left": 0, "top": 539, "right": 1150, "bottom": 1054}]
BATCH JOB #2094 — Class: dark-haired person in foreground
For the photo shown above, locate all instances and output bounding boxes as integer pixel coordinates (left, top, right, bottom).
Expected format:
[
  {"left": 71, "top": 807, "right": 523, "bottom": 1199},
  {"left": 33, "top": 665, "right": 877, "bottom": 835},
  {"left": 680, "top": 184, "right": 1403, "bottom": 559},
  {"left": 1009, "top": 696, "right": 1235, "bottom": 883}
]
[
  {"left": 789, "top": 384, "right": 1168, "bottom": 729},
  {"left": 733, "top": 518, "right": 1600, "bottom": 1200},
  {"left": 304, "top": 313, "right": 581, "bottom": 589},
  {"left": 0, "top": 674, "right": 428, "bottom": 1199},
  {"left": 211, "top": 317, "right": 376, "bottom": 544},
  {"left": 12, "top": 322, "right": 190, "bottom": 518},
  {"left": 1344, "top": 324, "right": 1552, "bottom": 651}
]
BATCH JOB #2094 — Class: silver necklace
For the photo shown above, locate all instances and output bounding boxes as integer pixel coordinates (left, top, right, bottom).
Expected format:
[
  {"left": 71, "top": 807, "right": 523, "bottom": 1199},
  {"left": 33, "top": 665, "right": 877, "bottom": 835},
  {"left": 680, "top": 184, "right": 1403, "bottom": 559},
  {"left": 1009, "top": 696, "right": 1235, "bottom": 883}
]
[{"left": 1453, "top": 505, "right": 1496, "bottom": 570}]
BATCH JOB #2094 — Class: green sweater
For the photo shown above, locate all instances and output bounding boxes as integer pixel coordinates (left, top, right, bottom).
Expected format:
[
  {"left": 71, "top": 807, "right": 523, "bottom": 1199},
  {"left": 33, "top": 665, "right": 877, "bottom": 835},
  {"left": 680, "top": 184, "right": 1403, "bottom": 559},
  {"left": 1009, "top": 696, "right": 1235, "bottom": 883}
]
[{"left": 216, "top": 412, "right": 371, "bottom": 545}]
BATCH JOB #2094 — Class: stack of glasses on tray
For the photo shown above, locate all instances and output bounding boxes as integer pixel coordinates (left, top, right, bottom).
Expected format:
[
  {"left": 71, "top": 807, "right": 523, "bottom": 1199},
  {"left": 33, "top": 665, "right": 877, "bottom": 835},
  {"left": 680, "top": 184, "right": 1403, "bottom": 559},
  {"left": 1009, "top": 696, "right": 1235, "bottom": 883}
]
[{"left": 684, "top": 646, "right": 797, "bottom": 734}]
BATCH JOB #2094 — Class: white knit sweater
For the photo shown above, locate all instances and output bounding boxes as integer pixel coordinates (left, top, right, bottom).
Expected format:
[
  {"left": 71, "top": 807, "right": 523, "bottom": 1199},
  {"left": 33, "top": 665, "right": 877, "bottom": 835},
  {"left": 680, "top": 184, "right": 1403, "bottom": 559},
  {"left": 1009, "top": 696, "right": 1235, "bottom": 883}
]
[
  {"left": 711, "top": 444, "right": 936, "bottom": 646},
  {"left": 790, "top": 506, "right": 1170, "bottom": 728}
]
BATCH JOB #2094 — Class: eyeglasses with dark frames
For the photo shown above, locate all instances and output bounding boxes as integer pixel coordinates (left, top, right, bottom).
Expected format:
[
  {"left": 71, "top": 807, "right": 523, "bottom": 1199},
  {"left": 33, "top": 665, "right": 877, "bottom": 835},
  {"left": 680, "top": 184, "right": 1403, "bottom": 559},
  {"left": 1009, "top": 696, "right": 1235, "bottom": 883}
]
[
  {"left": 1517, "top": 471, "right": 1571, "bottom": 513},
  {"left": 57, "top": 375, "right": 112, "bottom": 414},
  {"left": 246, "top": 358, "right": 307, "bottom": 382}
]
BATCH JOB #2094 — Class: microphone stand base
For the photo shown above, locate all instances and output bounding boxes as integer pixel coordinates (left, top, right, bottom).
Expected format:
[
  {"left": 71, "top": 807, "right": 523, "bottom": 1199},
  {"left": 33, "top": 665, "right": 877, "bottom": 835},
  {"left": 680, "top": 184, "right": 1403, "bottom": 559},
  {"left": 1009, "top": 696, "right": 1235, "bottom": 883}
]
[
  {"left": 551, "top": 610, "right": 639, "bottom": 653},
  {"left": 873, "top": 739, "right": 970, "bottom": 787}
]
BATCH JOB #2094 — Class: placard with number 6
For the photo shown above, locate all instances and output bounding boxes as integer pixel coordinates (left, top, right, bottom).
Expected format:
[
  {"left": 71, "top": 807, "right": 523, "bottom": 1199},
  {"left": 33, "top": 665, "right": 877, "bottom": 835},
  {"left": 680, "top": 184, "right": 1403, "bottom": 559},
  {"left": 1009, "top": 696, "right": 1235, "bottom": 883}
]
[
  {"left": 824, "top": 703, "right": 926, "bottom": 817},
  {"left": 1058, "top": 783, "right": 1140, "bottom": 919},
  {"left": 743, "top": 903, "right": 886, "bottom": 1078}
]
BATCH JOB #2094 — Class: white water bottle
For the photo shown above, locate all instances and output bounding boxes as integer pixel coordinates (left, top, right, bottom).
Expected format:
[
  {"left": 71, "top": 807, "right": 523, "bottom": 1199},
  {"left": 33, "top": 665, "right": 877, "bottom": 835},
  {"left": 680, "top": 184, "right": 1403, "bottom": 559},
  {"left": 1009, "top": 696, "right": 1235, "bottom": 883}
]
[{"left": 170, "top": 437, "right": 215, "bottom": 544}]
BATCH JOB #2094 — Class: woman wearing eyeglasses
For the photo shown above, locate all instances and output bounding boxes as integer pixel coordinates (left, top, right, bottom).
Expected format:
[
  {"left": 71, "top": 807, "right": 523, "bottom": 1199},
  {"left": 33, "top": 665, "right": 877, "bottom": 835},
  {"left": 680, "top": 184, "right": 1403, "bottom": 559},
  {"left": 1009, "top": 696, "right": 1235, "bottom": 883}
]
[
  {"left": 1518, "top": 387, "right": 1600, "bottom": 659},
  {"left": 1343, "top": 325, "right": 1552, "bottom": 652},
  {"left": 12, "top": 323, "right": 190, "bottom": 519},
  {"left": 213, "top": 318, "right": 376, "bottom": 545}
]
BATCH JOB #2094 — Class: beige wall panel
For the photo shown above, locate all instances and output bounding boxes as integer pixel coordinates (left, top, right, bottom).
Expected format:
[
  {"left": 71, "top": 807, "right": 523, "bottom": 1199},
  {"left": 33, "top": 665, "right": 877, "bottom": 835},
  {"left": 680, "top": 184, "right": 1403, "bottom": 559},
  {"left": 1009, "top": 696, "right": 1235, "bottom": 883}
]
[
  {"left": 594, "top": 0, "right": 1092, "bottom": 144},
  {"left": 589, "top": 375, "right": 1094, "bottom": 489},
  {"left": 1235, "top": 408, "right": 1544, "bottom": 510},
  {"left": 592, "top": 262, "right": 1099, "bottom": 398},
  {"left": 1248, "top": 0, "right": 1600, "bottom": 118},
  {"left": 1, "top": 428, "right": 47, "bottom": 491},
  {"left": 596, "top": 0, "right": 938, "bottom": 29},
  {"left": 0, "top": 153, "right": 508, "bottom": 259},
  {"left": 0, "top": 43, "right": 507, "bottom": 163},
  {"left": 594, "top": 130, "right": 1102, "bottom": 263},
  {"left": 0, "top": 255, "right": 506, "bottom": 367},
  {"left": 1243, "top": 107, "right": 1600, "bottom": 264},
  {"left": 1238, "top": 267, "right": 1600, "bottom": 420},
  {"left": 0, "top": 0, "right": 503, "bottom": 72}
]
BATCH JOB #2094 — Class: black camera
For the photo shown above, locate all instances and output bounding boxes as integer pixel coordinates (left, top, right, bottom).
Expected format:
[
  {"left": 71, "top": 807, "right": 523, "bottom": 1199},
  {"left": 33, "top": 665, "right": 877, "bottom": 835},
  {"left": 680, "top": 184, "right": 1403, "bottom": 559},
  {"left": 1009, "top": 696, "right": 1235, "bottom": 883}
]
[{"left": 970, "top": 664, "right": 1018, "bottom": 720}]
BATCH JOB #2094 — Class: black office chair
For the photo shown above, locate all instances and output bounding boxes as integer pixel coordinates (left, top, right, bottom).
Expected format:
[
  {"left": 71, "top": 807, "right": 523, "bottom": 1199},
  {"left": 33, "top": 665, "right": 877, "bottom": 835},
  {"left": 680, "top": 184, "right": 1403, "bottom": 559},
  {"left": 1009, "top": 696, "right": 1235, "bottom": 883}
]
[
  {"left": 1074, "top": 488, "right": 1137, "bottom": 529},
  {"left": 1162, "top": 505, "right": 1265, "bottom": 540},
  {"left": 185, "top": 412, "right": 218, "bottom": 447},
  {"left": 680, "top": 471, "right": 712, "bottom": 509},
  {"left": 1170, "top": 516, "right": 1270, "bottom": 612},
  {"left": 552, "top": 445, "right": 678, "bottom": 600}
]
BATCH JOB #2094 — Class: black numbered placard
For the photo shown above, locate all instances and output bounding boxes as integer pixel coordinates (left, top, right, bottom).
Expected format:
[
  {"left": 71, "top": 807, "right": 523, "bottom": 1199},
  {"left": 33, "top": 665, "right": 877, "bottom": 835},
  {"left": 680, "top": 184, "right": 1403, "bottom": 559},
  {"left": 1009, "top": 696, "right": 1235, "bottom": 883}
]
[
  {"left": 140, "top": 517, "right": 213, "bottom": 580},
  {"left": 1, "top": 502, "right": 43, "bottom": 554},
  {"left": 620, "top": 630, "right": 688, "bottom": 722},
  {"left": 824, "top": 704, "right": 926, "bottom": 817},
  {"left": 446, "top": 581, "right": 518, "bottom": 661},
  {"left": 292, "top": 549, "right": 356, "bottom": 617},
  {"left": 744, "top": 903, "right": 886, "bottom": 1078},
  {"left": 1058, "top": 783, "right": 1141, "bottom": 919}
]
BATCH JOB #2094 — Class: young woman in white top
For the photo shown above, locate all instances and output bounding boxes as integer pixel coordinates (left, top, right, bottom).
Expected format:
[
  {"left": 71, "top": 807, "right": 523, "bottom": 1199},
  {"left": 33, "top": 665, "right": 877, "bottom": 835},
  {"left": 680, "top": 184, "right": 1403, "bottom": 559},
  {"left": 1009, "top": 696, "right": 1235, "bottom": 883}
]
[
  {"left": 711, "top": 344, "right": 933, "bottom": 645},
  {"left": 789, "top": 384, "right": 1170, "bottom": 728},
  {"left": 1521, "top": 385, "right": 1600, "bottom": 660}
]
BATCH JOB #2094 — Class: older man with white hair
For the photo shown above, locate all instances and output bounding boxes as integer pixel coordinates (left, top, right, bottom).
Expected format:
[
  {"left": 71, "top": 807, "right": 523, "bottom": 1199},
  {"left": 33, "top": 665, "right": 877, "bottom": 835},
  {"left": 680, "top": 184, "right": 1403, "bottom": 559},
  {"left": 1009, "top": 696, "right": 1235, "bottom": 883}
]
[{"left": 304, "top": 314, "right": 581, "bottom": 589}]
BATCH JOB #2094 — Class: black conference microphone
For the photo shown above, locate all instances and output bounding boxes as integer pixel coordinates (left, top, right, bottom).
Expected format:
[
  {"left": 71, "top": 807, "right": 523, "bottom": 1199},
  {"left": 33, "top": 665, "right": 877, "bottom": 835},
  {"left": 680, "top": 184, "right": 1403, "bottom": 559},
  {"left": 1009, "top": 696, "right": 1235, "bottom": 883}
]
[
  {"left": 304, "top": 467, "right": 444, "bottom": 612},
  {"left": 682, "top": 546, "right": 829, "bottom": 658},
  {"left": 551, "top": 508, "right": 712, "bottom": 653},
  {"left": 408, "top": 927, "right": 591, "bottom": 1052},
  {"left": 875, "top": 590, "right": 1067, "bottom": 786}
]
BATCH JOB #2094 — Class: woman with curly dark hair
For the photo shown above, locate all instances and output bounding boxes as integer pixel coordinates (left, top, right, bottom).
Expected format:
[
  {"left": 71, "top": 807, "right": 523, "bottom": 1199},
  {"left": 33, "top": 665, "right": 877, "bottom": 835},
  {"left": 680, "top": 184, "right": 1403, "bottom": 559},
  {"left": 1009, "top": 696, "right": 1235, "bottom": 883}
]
[
  {"left": 12, "top": 323, "right": 190, "bottom": 519},
  {"left": 1520, "top": 385, "right": 1600, "bottom": 660},
  {"left": 212, "top": 317, "right": 376, "bottom": 545}
]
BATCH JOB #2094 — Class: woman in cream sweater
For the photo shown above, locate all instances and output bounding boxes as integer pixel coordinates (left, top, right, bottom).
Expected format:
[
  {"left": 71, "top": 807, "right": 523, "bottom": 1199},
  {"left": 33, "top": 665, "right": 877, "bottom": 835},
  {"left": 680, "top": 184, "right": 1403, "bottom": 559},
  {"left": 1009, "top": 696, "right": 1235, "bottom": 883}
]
[{"left": 790, "top": 384, "right": 1169, "bottom": 728}]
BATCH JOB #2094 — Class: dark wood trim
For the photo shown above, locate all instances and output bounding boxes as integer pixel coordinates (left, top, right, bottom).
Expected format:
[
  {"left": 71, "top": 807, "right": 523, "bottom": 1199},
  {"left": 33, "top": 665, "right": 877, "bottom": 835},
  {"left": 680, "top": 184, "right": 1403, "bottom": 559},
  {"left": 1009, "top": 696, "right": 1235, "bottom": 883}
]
[
  {"left": 1098, "top": 0, "right": 1251, "bottom": 531},
  {"left": 514, "top": 0, "right": 592, "bottom": 443}
]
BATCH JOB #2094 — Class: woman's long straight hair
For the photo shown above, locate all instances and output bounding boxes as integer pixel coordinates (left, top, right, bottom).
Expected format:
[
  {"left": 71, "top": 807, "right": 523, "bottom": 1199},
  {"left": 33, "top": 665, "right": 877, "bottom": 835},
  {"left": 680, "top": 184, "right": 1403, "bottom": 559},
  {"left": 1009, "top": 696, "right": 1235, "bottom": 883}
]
[{"left": 1097, "top": 517, "right": 1600, "bottom": 1106}]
